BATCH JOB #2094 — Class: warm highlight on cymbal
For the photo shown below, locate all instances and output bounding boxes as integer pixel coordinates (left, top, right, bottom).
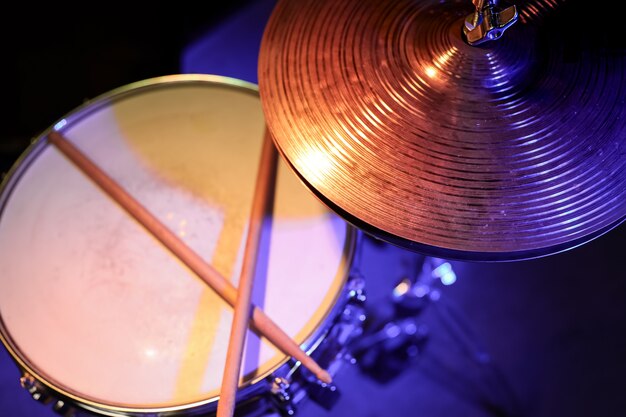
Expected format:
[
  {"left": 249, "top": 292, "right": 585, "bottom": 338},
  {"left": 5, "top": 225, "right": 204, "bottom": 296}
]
[{"left": 258, "top": 0, "right": 626, "bottom": 261}]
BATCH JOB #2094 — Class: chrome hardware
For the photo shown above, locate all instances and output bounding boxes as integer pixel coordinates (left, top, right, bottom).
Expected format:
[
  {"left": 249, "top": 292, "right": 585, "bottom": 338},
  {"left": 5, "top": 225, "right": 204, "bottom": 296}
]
[
  {"left": 349, "top": 256, "right": 458, "bottom": 382},
  {"left": 53, "top": 399, "right": 75, "bottom": 417},
  {"left": 464, "top": 0, "right": 518, "bottom": 45},
  {"left": 270, "top": 377, "right": 296, "bottom": 416},
  {"left": 346, "top": 273, "right": 366, "bottom": 304},
  {"left": 19, "top": 373, "right": 36, "bottom": 391},
  {"left": 20, "top": 373, "right": 50, "bottom": 403},
  {"left": 20, "top": 374, "right": 76, "bottom": 416},
  {"left": 270, "top": 376, "right": 291, "bottom": 401}
]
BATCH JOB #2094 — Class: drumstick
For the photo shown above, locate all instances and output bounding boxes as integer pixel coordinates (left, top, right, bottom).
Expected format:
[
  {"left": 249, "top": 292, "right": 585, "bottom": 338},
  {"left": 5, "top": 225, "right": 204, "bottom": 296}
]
[
  {"left": 217, "top": 131, "right": 277, "bottom": 417},
  {"left": 47, "top": 131, "right": 332, "bottom": 385}
]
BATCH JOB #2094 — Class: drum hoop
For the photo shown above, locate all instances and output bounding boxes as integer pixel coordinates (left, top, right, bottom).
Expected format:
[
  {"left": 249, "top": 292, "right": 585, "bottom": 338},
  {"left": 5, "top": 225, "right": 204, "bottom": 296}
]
[{"left": 0, "top": 74, "right": 357, "bottom": 415}]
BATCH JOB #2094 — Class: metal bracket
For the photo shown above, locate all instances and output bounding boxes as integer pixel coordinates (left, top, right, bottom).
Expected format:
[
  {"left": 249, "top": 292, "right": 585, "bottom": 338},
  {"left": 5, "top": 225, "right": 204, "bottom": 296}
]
[{"left": 463, "top": 0, "right": 518, "bottom": 45}]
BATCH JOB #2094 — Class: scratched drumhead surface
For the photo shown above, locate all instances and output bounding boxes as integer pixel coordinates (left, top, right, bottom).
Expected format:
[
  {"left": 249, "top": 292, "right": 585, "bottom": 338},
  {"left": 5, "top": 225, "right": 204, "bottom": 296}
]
[{"left": 0, "top": 76, "right": 351, "bottom": 410}]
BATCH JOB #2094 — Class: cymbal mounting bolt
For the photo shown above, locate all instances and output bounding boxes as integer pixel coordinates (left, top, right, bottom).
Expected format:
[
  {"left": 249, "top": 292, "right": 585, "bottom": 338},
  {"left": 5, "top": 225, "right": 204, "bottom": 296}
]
[{"left": 463, "top": 0, "right": 519, "bottom": 45}]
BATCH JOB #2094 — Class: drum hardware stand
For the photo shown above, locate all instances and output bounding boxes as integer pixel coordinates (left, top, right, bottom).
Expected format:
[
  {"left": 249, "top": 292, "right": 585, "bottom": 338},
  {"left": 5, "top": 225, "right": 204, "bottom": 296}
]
[
  {"left": 463, "top": 0, "right": 519, "bottom": 45},
  {"left": 347, "top": 255, "right": 449, "bottom": 383},
  {"left": 267, "top": 273, "right": 366, "bottom": 416},
  {"left": 428, "top": 272, "right": 526, "bottom": 417},
  {"left": 346, "top": 253, "right": 522, "bottom": 417}
]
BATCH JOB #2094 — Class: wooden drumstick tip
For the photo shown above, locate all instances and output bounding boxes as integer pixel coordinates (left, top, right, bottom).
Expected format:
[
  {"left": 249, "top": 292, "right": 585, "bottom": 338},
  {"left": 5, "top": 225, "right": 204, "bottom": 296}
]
[{"left": 318, "top": 369, "right": 332, "bottom": 385}]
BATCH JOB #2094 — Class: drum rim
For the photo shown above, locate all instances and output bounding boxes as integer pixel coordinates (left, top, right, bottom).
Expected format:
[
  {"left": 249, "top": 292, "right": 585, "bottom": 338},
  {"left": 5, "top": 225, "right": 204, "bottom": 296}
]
[{"left": 0, "top": 73, "right": 357, "bottom": 415}]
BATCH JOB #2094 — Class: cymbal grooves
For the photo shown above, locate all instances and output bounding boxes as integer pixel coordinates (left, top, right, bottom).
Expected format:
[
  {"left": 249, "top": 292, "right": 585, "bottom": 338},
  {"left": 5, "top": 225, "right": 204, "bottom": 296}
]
[{"left": 259, "top": 0, "right": 626, "bottom": 260}]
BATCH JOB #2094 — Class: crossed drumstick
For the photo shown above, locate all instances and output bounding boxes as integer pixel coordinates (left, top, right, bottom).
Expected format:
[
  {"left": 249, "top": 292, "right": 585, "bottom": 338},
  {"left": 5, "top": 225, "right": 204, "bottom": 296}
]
[{"left": 48, "top": 131, "right": 331, "bottom": 417}]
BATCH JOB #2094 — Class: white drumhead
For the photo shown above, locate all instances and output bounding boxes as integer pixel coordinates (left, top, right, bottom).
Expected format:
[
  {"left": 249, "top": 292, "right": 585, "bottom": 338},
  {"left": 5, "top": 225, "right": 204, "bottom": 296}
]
[{"left": 0, "top": 75, "right": 352, "bottom": 411}]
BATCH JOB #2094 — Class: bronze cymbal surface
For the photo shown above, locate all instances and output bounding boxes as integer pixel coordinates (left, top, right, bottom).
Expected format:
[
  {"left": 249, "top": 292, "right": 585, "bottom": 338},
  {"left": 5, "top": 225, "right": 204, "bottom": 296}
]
[{"left": 258, "top": 0, "right": 626, "bottom": 261}]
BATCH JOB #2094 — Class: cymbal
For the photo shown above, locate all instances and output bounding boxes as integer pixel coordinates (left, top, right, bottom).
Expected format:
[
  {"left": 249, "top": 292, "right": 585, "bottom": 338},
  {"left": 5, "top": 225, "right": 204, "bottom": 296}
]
[{"left": 258, "top": 0, "right": 626, "bottom": 261}]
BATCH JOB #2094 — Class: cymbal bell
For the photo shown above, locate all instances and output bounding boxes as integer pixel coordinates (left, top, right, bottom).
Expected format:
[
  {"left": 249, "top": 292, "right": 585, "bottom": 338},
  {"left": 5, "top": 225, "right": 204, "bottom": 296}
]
[{"left": 258, "top": 0, "right": 626, "bottom": 261}]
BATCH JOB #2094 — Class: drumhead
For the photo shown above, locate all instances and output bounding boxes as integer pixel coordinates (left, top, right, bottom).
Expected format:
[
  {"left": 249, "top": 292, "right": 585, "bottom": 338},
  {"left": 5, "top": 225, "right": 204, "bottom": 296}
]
[{"left": 0, "top": 75, "right": 353, "bottom": 413}]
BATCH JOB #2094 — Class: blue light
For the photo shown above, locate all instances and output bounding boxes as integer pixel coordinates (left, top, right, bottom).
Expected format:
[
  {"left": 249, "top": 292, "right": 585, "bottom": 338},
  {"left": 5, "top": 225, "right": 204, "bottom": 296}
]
[
  {"left": 433, "top": 262, "right": 457, "bottom": 286},
  {"left": 441, "top": 271, "right": 457, "bottom": 286},
  {"left": 54, "top": 119, "right": 67, "bottom": 131}
]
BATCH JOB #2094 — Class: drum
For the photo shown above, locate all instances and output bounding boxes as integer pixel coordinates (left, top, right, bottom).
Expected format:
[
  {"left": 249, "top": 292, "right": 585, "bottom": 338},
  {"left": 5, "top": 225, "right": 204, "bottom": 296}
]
[{"left": 0, "top": 75, "right": 362, "bottom": 416}]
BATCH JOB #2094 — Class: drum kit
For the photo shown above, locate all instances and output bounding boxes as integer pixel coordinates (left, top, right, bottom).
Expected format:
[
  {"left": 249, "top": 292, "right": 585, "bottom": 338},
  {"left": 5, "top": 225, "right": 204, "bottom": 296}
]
[{"left": 0, "top": 0, "right": 624, "bottom": 416}]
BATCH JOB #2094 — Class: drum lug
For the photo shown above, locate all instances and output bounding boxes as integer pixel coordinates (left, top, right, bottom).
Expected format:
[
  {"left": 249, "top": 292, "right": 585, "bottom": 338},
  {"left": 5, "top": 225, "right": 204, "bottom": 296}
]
[
  {"left": 52, "top": 399, "right": 76, "bottom": 417},
  {"left": 20, "top": 373, "right": 51, "bottom": 404},
  {"left": 270, "top": 377, "right": 296, "bottom": 416},
  {"left": 335, "top": 274, "right": 367, "bottom": 346},
  {"left": 19, "top": 374, "right": 76, "bottom": 416}
]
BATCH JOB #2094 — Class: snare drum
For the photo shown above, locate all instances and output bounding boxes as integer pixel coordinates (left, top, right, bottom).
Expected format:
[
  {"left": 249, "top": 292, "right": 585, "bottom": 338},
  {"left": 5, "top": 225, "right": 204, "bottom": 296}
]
[{"left": 0, "top": 75, "right": 362, "bottom": 416}]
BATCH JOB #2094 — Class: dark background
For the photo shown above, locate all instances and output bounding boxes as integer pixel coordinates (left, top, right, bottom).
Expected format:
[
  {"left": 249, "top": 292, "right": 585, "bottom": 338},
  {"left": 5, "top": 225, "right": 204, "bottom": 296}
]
[
  {"left": 0, "top": 2, "right": 625, "bottom": 417},
  {"left": 0, "top": 3, "right": 253, "bottom": 172}
]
